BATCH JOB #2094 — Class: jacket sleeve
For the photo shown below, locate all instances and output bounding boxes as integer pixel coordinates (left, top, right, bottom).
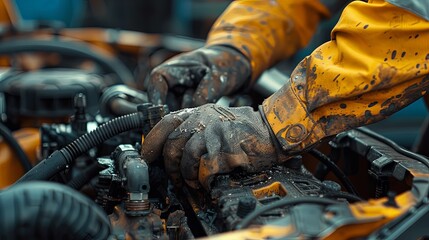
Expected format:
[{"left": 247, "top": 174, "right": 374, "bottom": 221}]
[
  {"left": 206, "top": 0, "right": 332, "bottom": 82},
  {"left": 262, "top": 0, "right": 429, "bottom": 153}
]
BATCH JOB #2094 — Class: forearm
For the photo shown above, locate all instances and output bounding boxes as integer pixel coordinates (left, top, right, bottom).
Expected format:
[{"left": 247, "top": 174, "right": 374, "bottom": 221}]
[
  {"left": 206, "top": 0, "right": 331, "bottom": 81},
  {"left": 263, "top": 0, "right": 429, "bottom": 153}
]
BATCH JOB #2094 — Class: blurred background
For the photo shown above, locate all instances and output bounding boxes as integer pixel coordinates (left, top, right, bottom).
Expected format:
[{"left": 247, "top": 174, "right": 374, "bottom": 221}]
[{"left": 12, "top": 0, "right": 231, "bottom": 37}]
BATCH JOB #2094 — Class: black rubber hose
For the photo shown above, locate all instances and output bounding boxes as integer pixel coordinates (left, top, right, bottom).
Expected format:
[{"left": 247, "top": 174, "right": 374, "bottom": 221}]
[
  {"left": 235, "top": 197, "right": 339, "bottom": 230},
  {"left": 309, "top": 149, "right": 360, "bottom": 196},
  {"left": 0, "top": 181, "right": 110, "bottom": 240},
  {"left": 17, "top": 112, "right": 145, "bottom": 183},
  {"left": 67, "top": 162, "right": 105, "bottom": 190},
  {"left": 109, "top": 98, "right": 140, "bottom": 116},
  {"left": 0, "top": 39, "right": 134, "bottom": 85},
  {"left": 0, "top": 122, "right": 32, "bottom": 172}
]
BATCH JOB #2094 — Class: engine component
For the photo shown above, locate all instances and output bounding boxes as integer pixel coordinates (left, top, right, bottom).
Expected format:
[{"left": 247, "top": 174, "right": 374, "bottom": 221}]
[
  {"left": 67, "top": 161, "right": 105, "bottom": 190},
  {"left": 40, "top": 92, "right": 96, "bottom": 159},
  {"left": 17, "top": 104, "right": 168, "bottom": 184},
  {"left": 196, "top": 128, "right": 429, "bottom": 239},
  {"left": 109, "top": 205, "right": 168, "bottom": 240},
  {"left": 3, "top": 113, "right": 429, "bottom": 239},
  {"left": 100, "top": 84, "right": 148, "bottom": 117},
  {"left": 186, "top": 162, "right": 353, "bottom": 233},
  {"left": 108, "top": 201, "right": 194, "bottom": 239},
  {"left": 0, "top": 68, "right": 104, "bottom": 128},
  {"left": 20, "top": 112, "right": 147, "bottom": 182},
  {"left": 368, "top": 179, "right": 429, "bottom": 240},
  {"left": 96, "top": 145, "right": 151, "bottom": 215},
  {"left": 96, "top": 157, "right": 124, "bottom": 215},
  {"left": 0, "top": 181, "right": 111, "bottom": 240},
  {"left": 113, "top": 144, "right": 151, "bottom": 216},
  {"left": 70, "top": 93, "right": 90, "bottom": 135},
  {"left": 96, "top": 144, "right": 192, "bottom": 239}
]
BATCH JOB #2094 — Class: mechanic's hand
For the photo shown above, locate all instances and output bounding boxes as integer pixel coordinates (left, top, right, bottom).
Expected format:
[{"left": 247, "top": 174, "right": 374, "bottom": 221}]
[
  {"left": 141, "top": 104, "right": 290, "bottom": 190},
  {"left": 145, "top": 45, "right": 251, "bottom": 110}
]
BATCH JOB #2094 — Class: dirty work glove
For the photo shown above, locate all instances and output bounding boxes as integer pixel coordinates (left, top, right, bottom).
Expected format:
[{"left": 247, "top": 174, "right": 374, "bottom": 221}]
[
  {"left": 141, "top": 104, "right": 290, "bottom": 190},
  {"left": 146, "top": 45, "right": 251, "bottom": 110}
]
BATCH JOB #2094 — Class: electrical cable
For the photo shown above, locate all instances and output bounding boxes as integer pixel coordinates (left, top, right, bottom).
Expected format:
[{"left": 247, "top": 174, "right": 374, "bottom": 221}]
[
  {"left": 0, "top": 122, "right": 32, "bottom": 172},
  {"left": 309, "top": 149, "right": 359, "bottom": 196},
  {"left": 314, "top": 146, "right": 341, "bottom": 180},
  {"left": 235, "top": 197, "right": 339, "bottom": 230}
]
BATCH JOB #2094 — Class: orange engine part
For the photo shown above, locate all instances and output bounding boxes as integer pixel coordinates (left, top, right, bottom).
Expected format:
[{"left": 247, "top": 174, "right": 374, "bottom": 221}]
[{"left": 0, "top": 128, "right": 40, "bottom": 188}]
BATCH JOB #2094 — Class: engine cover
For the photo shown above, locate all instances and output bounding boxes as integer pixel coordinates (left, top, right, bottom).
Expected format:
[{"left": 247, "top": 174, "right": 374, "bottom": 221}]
[
  {"left": 185, "top": 162, "right": 345, "bottom": 234},
  {"left": 0, "top": 68, "right": 104, "bottom": 127}
]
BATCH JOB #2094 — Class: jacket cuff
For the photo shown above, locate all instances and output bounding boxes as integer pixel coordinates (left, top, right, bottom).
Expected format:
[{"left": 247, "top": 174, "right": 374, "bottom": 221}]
[{"left": 261, "top": 76, "right": 326, "bottom": 153}]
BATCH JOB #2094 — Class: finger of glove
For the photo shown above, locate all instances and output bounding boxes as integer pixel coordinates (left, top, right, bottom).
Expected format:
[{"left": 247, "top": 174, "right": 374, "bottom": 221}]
[
  {"left": 199, "top": 150, "right": 256, "bottom": 190},
  {"left": 199, "top": 153, "right": 226, "bottom": 191},
  {"left": 149, "top": 65, "right": 208, "bottom": 105},
  {"left": 163, "top": 137, "right": 188, "bottom": 187},
  {"left": 163, "top": 118, "right": 199, "bottom": 187},
  {"left": 147, "top": 72, "right": 169, "bottom": 106},
  {"left": 199, "top": 121, "right": 262, "bottom": 189},
  {"left": 181, "top": 131, "right": 207, "bottom": 189},
  {"left": 156, "top": 62, "right": 208, "bottom": 88},
  {"left": 192, "top": 73, "right": 224, "bottom": 106},
  {"left": 141, "top": 110, "right": 193, "bottom": 163},
  {"left": 197, "top": 124, "right": 239, "bottom": 190}
]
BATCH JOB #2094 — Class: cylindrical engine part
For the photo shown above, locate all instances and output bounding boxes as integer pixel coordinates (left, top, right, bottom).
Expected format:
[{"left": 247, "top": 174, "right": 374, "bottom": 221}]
[{"left": 0, "top": 181, "right": 111, "bottom": 240}]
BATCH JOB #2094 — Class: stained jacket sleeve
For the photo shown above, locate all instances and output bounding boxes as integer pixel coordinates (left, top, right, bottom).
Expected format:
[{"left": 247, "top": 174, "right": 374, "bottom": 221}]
[
  {"left": 206, "top": 0, "right": 332, "bottom": 81},
  {"left": 262, "top": 0, "right": 429, "bottom": 153}
]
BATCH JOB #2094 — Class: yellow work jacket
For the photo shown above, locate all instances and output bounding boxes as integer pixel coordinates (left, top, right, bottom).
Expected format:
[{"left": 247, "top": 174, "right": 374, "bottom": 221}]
[{"left": 207, "top": 0, "right": 429, "bottom": 153}]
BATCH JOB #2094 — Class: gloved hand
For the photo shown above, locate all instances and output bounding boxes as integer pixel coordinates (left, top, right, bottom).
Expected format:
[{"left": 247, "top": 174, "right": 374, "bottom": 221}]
[
  {"left": 145, "top": 45, "right": 251, "bottom": 110},
  {"left": 141, "top": 104, "right": 290, "bottom": 190}
]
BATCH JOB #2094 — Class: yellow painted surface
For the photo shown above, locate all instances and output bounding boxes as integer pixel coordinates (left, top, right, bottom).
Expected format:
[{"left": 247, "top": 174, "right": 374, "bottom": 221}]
[{"left": 0, "top": 128, "right": 40, "bottom": 188}]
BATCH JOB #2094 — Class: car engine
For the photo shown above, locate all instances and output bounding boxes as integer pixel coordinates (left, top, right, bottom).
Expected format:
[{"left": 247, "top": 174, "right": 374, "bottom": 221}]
[{"left": 0, "top": 32, "right": 428, "bottom": 240}]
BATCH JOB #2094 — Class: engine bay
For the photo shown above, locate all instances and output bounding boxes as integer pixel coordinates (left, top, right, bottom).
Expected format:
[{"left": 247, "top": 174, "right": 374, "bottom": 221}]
[{"left": 0, "top": 31, "right": 428, "bottom": 240}]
